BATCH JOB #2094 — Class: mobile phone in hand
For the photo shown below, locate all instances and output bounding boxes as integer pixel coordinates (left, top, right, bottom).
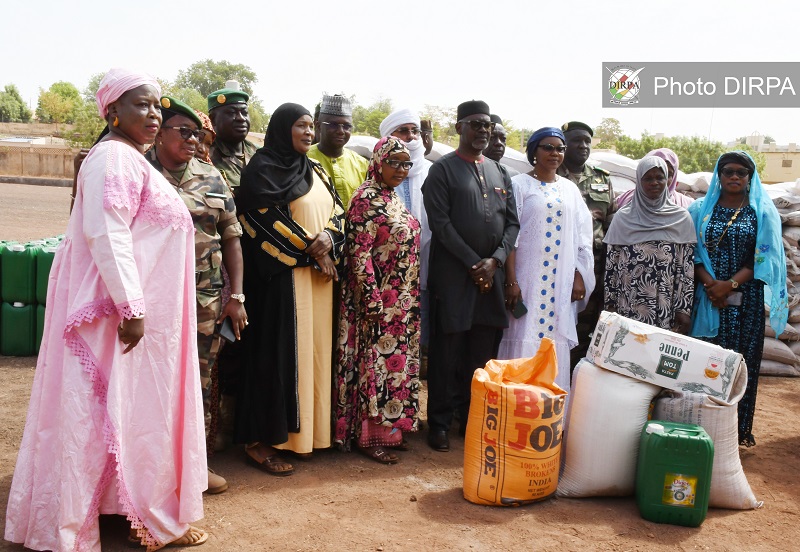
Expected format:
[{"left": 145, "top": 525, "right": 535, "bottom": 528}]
[
  {"left": 217, "top": 317, "right": 236, "bottom": 343},
  {"left": 512, "top": 300, "right": 528, "bottom": 319}
]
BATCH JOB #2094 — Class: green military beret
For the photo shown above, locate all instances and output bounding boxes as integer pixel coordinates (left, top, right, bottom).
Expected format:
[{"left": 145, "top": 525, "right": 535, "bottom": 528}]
[
  {"left": 561, "top": 121, "right": 594, "bottom": 136},
  {"left": 160, "top": 96, "right": 202, "bottom": 127},
  {"left": 207, "top": 88, "right": 250, "bottom": 111}
]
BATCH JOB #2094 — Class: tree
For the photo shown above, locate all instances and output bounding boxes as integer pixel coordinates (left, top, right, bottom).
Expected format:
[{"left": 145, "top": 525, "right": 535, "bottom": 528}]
[
  {"left": 419, "top": 105, "right": 457, "bottom": 147},
  {"left": 175, "top": 60, "right": 257, "bottom": 98},
  {"left": 595, "top": 117, "right": 623, "bottom": 148},
  {"left": 352, "top": 98, "right": 393, "bottom": 138},
  {"left": 68, "top": 100, "right": 107, "bottom": 147},
  {"left": 248, "top": 98, "right": 270, "bottom": 134},
  {"left": 83, "top": 72, "right": 105, "bottom": 103},
  {"left": 36, "top": 81, "right": 81, "bottom": 126},
  {"left": 614, "top": 132, "right": 766, "bottom": 175},
  {"left": 0, "top": 84, "right": 32, "bottom": 122}
]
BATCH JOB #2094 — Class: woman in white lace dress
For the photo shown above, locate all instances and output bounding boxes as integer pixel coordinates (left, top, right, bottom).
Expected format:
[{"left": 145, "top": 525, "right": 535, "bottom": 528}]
[{"left": 498, "top": 127, "right": 594, "bottom": 393}]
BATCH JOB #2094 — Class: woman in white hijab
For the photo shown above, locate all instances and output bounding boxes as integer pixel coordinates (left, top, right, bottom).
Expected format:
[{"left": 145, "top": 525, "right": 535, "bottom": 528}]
[{"left": 603, "top": 156, "right": 697, "bottom": 333}]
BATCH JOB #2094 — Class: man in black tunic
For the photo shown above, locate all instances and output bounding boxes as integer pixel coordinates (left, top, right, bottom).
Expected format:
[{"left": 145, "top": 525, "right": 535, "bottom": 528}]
[{"left": 422, "top": 100, "right": 519, "bottom": 452}]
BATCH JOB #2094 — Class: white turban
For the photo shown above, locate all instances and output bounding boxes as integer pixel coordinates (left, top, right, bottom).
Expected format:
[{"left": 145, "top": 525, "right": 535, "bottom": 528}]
[
  {"left": 96, "top": 67, "right": 161, "bottom": 118},
  {"left": 380, "top": 108, "right": 424, "bottom": 178},
  {"left": 379, "top": 108, "right": 420, "bottom": 139}
]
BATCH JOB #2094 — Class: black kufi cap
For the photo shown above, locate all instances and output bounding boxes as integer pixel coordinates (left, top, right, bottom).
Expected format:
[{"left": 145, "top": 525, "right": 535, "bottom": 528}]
[{"left": 457, "top": 100, "right": 490, "bottom": 121}]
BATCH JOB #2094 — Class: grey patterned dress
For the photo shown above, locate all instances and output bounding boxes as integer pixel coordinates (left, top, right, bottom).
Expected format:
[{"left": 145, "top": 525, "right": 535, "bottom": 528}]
[{"left": 604, "top": 241, "right": 695, "bottom": 330}]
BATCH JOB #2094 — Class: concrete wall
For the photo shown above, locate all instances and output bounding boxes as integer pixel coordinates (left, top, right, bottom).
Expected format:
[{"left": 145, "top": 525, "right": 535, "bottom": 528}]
[
  {"left": 0, "top": 122, "right": 75, "bottom": 138},
  {"left": 762, "top": 151, "right": 800, "bottom": 184},
  {"left": 0, "top": 143, "right": 77, "bottom": 180}
]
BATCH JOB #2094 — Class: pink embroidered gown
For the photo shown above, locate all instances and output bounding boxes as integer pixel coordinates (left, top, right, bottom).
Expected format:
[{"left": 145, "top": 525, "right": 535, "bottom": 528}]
[{"left": 4, "top": 140, "right": 207, "bottom": 552}]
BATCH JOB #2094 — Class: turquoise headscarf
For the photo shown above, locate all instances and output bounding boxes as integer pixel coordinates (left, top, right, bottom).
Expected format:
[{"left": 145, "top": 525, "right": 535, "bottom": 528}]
[{"left": 688, "top": 151, "right": 788, "bottom": 337}]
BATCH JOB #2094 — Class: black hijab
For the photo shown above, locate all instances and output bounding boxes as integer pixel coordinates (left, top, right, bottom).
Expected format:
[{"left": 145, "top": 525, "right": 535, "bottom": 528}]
[
  {"left": 236, "top": 103, "right": 314, "bottom": 211},
  {"left": 717, "top": 150, "right": 756, "bottom": 176}
]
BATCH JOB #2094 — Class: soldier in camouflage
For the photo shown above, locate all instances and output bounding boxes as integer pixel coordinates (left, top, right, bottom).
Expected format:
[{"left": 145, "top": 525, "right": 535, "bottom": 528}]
[
  {"left": 148, "top": 96, "right": 246, "bottom": 494},
  {"left": 207, "top": 87, "right": 258, "bottom": 192},
  {"left": 557, "top": 121, "right": 615, "bottom": 372}
]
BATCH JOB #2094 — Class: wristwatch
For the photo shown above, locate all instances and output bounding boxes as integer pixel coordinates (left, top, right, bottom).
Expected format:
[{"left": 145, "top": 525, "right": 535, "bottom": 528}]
[
  {"left": 729, "top": 279, "right": 739, "bottom": 289},
  {"left": 230, "top": 293, "right": 246, "bottom": 303}
]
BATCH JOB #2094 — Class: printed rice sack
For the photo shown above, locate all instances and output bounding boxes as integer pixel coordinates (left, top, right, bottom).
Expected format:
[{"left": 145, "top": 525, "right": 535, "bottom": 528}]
[
  {"left": 557, "top": 359, "right": 661, "bottom": 498},
  {"left": 652, "top": 366, "right": 762, "bottom": 509},
  {"left": 463, "top": 338, "right": 567, "bottom": 506}
]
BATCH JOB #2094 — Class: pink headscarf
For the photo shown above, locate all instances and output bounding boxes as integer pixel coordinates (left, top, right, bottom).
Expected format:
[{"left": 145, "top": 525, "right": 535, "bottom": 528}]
[
  {"left": 616, "top": 147, "right": 694, "bottom": 208},
  {"left": 95, "top": 68, "right": 161, "bottom": 118}
]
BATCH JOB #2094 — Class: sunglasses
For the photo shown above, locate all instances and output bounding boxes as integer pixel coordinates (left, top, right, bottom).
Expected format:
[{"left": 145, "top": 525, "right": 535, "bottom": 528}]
[
  {"left": 720, "top": 168, "right": 750, "bottom": 178},
  {"left": 320, "top": 121, "right": 353, "bottom": 132},
  {"left": 537, "top": 144, "right": 567, "bottom": 153},
  {"left": 384, "top": 159, "right": 414, "bottom": 170},
  {"left": 394, "top": 126, "right": 421, "bottom": 136},
  {"left": 460, "top": 120, "right": 496, "bottom": 132},
  {"left": 163, "top": 126, "right": 201, "bottom": 141}
]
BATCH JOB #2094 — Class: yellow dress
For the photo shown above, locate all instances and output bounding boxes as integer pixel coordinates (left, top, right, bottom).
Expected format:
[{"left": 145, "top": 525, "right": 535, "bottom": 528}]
[{"left": 275, "top": 172, "right": 334, "bottom": 453}]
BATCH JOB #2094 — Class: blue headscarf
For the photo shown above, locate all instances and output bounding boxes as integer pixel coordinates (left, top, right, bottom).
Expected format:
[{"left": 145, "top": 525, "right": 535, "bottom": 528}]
[
  {"left": 688, "top": 151, "right": 788, "bottom": 337},
  {"left": 526, "top": 127, "right": 565, "bottom": 166}
]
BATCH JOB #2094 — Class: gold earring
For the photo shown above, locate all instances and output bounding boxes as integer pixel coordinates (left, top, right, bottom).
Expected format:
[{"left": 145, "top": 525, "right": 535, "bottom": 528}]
[{"left": 113, "top": 116, "right": 119, "bottom": 127}]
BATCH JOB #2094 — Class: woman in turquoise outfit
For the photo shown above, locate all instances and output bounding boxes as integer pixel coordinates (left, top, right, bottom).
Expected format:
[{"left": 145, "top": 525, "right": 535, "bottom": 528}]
[{"left": 689, "top": 151, "right": 788, "bottom": 447}]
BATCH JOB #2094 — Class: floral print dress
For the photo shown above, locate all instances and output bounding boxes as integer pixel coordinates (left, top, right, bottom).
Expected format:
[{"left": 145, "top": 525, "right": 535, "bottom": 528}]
[{"left": 334, "top": 180, "right": 421, "bottom": 450}]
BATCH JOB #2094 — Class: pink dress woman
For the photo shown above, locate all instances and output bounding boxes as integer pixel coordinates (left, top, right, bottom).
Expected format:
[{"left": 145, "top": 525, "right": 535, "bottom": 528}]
[{"left": 4, "top": 138, "right": 206, "bottom": 551}]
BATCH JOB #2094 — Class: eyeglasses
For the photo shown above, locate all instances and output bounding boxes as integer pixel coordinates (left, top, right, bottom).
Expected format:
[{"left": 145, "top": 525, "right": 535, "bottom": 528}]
[
  {"left": 320, "top": 122, "right": 353, "bottom": 132},
  {"left": 163, "top": 126, "right": 201, "bottom": 141},
  {"left": 394, "top": 126, "right": 421, "bottom": 136},
  {"left": 459, "top": 120, "right": 496, "bottom": 132},
  {"left": 537, "top": 144, "right": 567, "bottom": 153},
  {"left": 384, "top": 159, "right": 414, "bottom": 170},
  {"left": 720, "top": 168, "right": 750, "bottom": 178}
]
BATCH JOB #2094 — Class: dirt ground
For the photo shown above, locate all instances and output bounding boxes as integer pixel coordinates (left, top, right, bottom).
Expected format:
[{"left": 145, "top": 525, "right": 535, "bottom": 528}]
[{"left": 1, "top": 182, "right": 799, "bottom": 551}]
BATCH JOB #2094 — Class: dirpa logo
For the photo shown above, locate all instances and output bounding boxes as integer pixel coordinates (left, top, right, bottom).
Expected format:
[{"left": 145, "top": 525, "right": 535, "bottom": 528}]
[{"left": 608, "top": 65, "right": 644, "bottom": 106}]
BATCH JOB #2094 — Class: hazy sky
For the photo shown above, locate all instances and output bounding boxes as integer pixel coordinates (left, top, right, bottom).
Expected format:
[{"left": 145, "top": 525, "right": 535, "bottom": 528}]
[{"left": 3, "top": 0, "right": 799, "bottom": 144}]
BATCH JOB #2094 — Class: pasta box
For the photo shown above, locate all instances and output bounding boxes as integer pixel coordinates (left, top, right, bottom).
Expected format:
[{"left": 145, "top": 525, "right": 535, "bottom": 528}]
[{"left": 586, "top": 311, "right": 744, "bottom": 402}]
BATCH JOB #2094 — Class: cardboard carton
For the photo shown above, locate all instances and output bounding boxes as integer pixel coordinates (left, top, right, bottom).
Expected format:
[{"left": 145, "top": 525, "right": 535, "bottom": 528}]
[{"left": 586, "top": 311, "right": 744, "bottom": 402}]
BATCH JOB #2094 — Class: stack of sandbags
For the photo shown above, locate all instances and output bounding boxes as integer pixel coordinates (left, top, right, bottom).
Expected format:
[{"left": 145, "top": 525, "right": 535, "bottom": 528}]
[
  {"left": 762, "top": 183, "right": 800, "bottom": 376},
  {"left": 679, "top": 172, "right": 713, "bottom": 199}
]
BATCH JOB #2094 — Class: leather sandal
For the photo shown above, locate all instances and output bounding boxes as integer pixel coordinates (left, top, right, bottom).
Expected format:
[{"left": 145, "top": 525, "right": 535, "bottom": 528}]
[
  {"left": 246, "top": 450, "right": 294, "bottom": 476},
  {"left": 357, "top": 445, "right": 399, "bottom": 464},
  {"left": 128, "top": 526, "right": 208, "bottom": 548},
  {"left": 167, "top": 526, "right": 208, "bottom": 547}
]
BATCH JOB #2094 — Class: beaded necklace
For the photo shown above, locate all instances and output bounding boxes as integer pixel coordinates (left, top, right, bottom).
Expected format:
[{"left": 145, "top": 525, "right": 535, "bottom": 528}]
[{"left": 703, "top": 195, "right": 747, "bottom": 255}]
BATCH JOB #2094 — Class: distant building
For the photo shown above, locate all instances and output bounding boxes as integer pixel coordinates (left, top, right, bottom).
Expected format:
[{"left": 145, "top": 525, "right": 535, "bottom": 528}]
[{"left": 737, "top": 133, "right": 800, "bottom": 184}]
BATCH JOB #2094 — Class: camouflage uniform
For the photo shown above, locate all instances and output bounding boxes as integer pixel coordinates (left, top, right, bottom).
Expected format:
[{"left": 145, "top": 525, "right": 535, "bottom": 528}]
[
  {"left": 209, "top": 139, "right": 258, "bottom": 192},
  {"left": 147, "top": 151, "right": 243, "bottom": 393},
  {"left": 557, "top": 163, "right": 615, "bottom": 369}
]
